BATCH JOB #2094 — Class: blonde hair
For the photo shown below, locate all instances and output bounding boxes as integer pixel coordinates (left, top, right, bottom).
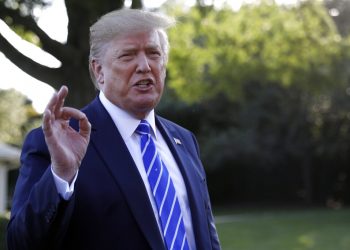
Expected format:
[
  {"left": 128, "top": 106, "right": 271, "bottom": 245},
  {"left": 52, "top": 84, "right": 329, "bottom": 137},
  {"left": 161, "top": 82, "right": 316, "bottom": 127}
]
[{"left": 89, "top": 8, "right": 176, "bottom": 88}]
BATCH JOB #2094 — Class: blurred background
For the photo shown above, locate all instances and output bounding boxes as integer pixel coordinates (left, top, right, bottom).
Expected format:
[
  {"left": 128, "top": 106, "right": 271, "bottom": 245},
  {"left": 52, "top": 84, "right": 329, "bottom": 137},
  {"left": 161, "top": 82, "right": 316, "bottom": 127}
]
[{"left": 0, "top": 0, "right": 350, "bottom": 249}]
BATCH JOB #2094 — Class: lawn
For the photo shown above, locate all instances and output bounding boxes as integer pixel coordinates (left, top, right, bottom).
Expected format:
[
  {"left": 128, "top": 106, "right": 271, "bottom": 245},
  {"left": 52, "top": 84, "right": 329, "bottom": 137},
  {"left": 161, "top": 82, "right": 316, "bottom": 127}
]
[
  {"left": 215, "top": 207, "right": 350, "bottom": 250},
  {"left": 1, "top": 208, "right": 350, "bottom": 250}
]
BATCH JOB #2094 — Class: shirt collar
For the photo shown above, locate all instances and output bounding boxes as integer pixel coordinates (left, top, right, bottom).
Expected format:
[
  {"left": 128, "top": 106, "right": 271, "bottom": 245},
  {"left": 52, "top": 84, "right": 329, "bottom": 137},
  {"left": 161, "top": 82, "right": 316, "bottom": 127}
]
[{"left": 99, "top": 91, "right": 157, "bottom": 141}]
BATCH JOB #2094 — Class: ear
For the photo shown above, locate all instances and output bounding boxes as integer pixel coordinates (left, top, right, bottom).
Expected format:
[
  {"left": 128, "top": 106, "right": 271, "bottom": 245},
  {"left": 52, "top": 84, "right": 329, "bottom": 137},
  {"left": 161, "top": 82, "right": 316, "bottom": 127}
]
[{"left": 91, "top": 59, "right": 104, "bottom": 84}]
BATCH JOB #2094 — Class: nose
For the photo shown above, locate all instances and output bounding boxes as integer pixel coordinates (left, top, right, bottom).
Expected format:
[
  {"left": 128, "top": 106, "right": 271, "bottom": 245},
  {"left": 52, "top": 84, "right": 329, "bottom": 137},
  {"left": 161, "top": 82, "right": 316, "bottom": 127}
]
[{"left": 136, "top": 53, "right": 151, "bottom": 73}]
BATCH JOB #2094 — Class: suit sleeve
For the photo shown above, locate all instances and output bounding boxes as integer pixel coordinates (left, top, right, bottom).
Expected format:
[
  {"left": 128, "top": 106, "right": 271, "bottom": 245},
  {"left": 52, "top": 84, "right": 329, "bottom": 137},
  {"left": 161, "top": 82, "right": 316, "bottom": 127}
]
[
  {"left": 190, "top": 133, "right": 221, "bottom": 250},
  {"left": 7, "top": 128, "right": 75, "bottom": 250}
]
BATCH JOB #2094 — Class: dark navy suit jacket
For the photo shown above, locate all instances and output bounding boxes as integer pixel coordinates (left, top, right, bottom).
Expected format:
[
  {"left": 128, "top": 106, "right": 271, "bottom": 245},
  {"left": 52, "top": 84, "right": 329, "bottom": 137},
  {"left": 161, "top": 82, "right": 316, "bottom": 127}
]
[{"left": 7, "top": 96, "right": 221, "bottom": 250}]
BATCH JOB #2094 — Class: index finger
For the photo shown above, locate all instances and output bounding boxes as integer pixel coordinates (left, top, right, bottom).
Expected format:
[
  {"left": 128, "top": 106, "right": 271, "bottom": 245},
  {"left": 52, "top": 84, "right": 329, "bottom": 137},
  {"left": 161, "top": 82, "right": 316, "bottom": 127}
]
[
  {"left": 53, "top": 86, "right": 69, "bottom": 117},
  {"left": 45, "top": 86, "right": 68, "bottom": 116}
]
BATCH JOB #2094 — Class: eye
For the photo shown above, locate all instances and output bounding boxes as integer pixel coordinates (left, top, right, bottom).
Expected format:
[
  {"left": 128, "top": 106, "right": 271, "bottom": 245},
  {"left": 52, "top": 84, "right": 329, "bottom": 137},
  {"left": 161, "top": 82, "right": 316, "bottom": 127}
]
[
  {"left": 118, "top": 53, "right": 133, "bottom": 60},
  {"left": 117, "top": 50, "right": 136, "bottom": 61},
  {"left": 148, "top": 50, "right": 162, "bottom": 59}
]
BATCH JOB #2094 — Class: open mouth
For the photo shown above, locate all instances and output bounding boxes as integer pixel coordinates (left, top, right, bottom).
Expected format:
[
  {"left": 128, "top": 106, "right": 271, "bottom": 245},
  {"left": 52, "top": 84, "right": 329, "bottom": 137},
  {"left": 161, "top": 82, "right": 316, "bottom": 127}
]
[{"left": 134, "top": 79, "right": 154, "bottom": 89}]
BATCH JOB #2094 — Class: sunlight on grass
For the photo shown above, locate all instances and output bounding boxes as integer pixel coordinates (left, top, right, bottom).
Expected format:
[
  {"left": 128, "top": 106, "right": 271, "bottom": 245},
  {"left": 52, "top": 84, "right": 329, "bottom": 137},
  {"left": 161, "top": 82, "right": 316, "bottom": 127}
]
[
  {"left": 298, "top": 233, "right": 315, "bottom": 248},
  {"left": 215, "top": 208, "right": 350, "bottom": 250}
]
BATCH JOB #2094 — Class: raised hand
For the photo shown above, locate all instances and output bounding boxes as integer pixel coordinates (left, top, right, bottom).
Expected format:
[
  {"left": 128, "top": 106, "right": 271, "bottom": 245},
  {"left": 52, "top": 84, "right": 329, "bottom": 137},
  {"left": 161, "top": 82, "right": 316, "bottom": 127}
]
[{"left": 42, "top": 86, "right": 91, "bottom": 183}]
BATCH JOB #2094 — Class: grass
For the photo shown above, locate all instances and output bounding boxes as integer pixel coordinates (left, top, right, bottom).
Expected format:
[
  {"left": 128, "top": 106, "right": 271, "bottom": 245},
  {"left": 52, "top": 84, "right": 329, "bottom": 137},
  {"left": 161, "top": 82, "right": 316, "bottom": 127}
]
[
  {"left": 1, "top": 208, "right": 350, "bottom": 250},
  {"left": 215, "top": 207, "right": 350, "bottom": 250}
]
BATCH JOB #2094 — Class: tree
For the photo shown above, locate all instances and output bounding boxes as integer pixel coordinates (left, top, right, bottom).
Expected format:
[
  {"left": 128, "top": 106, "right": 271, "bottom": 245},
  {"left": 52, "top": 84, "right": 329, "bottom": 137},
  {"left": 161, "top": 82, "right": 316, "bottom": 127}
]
[
  {"left": 166, "top": 1, "right": 347, "bottom": 102},
  {"left": 0, "top": 89, "right": 40, "bottom": 145},
  {"left": 0, "top": 0, "right": 142, "bottom": 108},
  {"left": 159, "top": 1, "right": 350, "bottom": 206}
]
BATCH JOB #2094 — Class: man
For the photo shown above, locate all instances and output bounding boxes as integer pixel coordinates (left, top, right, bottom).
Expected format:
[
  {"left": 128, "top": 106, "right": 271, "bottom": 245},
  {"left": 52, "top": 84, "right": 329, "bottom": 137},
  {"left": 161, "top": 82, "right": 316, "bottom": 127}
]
[{"left": 7, "top": 8, "right": 221, "bottom": 250}]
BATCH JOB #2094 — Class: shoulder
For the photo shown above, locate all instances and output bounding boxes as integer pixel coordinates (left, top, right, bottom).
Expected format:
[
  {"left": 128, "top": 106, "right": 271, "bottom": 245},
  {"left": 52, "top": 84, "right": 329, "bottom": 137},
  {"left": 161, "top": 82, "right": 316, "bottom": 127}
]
[
  {"left": 156, "top": 116, "right": 192, "bottom": 135},
  {"left": 156, "top": 115, "right": 200, "bottom": 153}
]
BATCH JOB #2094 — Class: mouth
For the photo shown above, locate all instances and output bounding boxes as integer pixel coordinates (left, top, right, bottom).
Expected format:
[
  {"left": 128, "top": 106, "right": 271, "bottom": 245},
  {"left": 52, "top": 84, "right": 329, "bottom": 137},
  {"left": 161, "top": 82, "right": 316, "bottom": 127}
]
[{"left": 133, "top": 79, "right": 154, "bottom": 90}]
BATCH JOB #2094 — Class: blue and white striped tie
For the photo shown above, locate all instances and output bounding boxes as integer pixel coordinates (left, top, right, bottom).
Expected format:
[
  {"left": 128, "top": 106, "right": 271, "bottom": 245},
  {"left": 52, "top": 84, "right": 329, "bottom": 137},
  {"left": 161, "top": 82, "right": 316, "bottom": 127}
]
[{"left": 136, "top": 120, "right": 190, "bottom": 250}]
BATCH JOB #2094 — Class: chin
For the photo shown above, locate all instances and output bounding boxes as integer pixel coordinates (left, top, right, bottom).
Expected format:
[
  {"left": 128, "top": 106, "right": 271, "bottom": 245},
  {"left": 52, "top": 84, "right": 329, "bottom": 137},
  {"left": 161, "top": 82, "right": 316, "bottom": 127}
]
[{"left": 139, "top": 96, "right": 160, "bottom": 107}]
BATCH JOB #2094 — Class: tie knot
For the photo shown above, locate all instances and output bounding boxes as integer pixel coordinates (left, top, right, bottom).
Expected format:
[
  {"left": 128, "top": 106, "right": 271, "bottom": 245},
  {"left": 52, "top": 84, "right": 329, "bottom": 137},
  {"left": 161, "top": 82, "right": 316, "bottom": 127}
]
[{"left": 136, "top": 120, "right": 151, "bottom": 135}]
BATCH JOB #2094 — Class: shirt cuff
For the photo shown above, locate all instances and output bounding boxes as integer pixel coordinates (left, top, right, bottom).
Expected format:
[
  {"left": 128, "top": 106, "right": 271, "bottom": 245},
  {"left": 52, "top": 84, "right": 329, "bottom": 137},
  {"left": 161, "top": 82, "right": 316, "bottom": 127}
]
[{"left": 51, "top": 166, "right": 78, "bottom": 200}]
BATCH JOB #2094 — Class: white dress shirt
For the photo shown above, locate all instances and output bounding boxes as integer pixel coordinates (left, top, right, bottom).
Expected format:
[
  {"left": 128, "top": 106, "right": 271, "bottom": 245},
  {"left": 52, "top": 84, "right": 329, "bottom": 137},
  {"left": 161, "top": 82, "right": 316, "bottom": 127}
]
[{"left": 52, "top": 92, "right": 196, "bottom": 250}]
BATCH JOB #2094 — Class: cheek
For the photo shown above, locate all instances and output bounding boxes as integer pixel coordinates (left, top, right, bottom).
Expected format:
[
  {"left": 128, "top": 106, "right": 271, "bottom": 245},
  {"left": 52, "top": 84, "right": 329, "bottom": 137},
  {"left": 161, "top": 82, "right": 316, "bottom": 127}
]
[
  {"left": 100, "top": 73, "right": 122, "bottom": 95},
  {"left": 112, "top": 65, "right": 135, "bottom": 84},
  {"left": 105, "top": 67, "right": 127, "bottom": 87}
]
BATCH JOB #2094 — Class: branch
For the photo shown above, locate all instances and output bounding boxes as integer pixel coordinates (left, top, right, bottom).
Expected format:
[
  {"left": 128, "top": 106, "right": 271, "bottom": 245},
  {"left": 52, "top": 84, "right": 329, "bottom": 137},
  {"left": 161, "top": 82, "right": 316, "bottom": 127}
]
[
  {"left": 0, "top": 5, "right": 78, "bottom": 63},
  {"left": 0, "top": 32, "right": 64, "bottom": 89},
  {"left": 131, "top": 0, "right": 143, "bottom": 9}
]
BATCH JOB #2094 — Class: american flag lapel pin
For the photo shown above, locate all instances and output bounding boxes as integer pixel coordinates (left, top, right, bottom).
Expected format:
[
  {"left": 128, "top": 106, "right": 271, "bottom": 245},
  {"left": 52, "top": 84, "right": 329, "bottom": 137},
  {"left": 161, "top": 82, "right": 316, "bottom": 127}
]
[{"left": 173, "top": 137, "right": 182, "bottom": 145}]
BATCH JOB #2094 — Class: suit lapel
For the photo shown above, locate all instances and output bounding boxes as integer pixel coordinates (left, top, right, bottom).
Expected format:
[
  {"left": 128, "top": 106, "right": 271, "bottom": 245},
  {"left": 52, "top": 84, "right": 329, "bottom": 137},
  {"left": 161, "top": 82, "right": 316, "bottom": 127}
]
[
  {"left": 84, "top": 98, "right": 164, "bottom": 250},
  {"left": 156, "top": 117, "right": 211, "bottom": 249}
]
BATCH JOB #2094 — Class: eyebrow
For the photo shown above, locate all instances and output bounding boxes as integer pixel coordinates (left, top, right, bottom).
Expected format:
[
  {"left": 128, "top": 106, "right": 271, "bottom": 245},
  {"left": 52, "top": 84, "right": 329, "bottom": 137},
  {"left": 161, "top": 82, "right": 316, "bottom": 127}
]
[{"left": 120, "top": 43, "right": 161, "bottom": 51}]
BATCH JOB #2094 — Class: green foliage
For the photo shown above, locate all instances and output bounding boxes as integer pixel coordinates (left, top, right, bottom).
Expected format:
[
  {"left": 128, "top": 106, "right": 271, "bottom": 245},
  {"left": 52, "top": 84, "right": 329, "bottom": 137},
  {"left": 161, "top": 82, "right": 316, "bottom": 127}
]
[
  {"left": 12, "top": 24, "right": 41, "bottom": 45},
  {"left": 1, "top": 0, "right": 47, "bottom": 46},
  {"left": 0, "top": 89, "right": 40, "bottom": 145},
  {"left": 159, "top": 80, "right": 350, "bottom": 205},
  {"left": 1, "top": 0, "right": 48, "bottom": 15},
  {"left": 159, "top": 1, "right": 350, "bottom": 206},
  {"left": 166, "top": 1, "right": 348, "bottom": 102}
]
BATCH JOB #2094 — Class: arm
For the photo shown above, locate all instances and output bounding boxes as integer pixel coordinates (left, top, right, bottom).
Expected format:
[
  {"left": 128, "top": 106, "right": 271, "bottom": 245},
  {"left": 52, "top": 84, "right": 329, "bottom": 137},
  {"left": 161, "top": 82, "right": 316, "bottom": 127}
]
[
  {"left": 7, "top": 128, "right": 76, "bottom": 250},
  {"left": 7, "top": 86, "right": 91, "bottom": 250}
]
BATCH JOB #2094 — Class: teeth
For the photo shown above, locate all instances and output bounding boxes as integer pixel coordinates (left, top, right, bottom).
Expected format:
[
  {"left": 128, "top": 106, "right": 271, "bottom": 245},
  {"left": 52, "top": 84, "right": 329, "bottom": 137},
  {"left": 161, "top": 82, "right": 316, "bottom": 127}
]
[{"left": 136, "top": 80, "right": 151, "bottom": 85}]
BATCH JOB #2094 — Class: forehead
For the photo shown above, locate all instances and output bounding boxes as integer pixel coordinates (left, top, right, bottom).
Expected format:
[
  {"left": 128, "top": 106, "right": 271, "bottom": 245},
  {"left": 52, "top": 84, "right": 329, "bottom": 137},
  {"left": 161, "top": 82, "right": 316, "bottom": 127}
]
[{"left": 109, "top": 30, "right": 161, "bottom": 49}]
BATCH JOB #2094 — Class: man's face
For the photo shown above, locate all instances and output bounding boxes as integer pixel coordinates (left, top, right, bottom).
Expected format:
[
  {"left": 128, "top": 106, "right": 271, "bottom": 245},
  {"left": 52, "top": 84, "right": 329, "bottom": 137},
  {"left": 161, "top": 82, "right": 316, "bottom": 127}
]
[{"left": 93, "top": 30, "right": 166, "bottom": 119}]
